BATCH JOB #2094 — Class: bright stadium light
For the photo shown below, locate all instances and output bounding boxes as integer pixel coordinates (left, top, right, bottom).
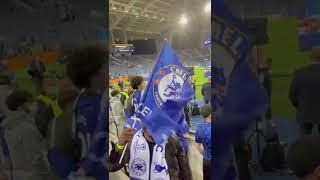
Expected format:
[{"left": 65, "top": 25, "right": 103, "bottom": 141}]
[
  {"left": 179, "top": 14, "right": 188, "bottom": 25},
  {"left": 204, "top": 2, "right": 211, "bottom": 13}
]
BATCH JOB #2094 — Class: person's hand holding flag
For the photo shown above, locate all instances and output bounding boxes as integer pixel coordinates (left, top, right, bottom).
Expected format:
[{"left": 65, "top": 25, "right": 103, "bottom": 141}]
[{"left": 117, "top": 128, "right": 135, "bottom": 147}]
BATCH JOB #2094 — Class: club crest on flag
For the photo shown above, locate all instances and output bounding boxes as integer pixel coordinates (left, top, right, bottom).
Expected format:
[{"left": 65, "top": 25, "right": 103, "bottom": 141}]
[
  {"left": 124, "top": 42, "right": 194, "bottom": 145},
  {"left": 153, "top": 65, "right": 189, "bottom": 108}
]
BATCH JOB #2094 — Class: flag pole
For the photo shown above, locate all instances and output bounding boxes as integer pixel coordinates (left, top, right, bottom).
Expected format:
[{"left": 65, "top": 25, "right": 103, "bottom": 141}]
[{"left": 118, "top": 119, "right": 136, "bottom": 164}]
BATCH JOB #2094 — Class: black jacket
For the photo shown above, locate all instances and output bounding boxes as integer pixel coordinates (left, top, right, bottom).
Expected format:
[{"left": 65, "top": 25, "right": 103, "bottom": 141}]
[
  {"left": 201, "top": 82, "right": 211, "bottom": 102},
  {"left": 289, "top": 64, "right": 320, "bottom": 124}
]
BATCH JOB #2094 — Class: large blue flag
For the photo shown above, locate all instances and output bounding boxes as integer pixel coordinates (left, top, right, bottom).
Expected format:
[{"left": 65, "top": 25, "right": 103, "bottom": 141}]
[
  {"left": 132, "top": 42, "right": 194, "bottom": 144},
  {"left": 213, "top": 0, "right": 269, "bottom": 179}
]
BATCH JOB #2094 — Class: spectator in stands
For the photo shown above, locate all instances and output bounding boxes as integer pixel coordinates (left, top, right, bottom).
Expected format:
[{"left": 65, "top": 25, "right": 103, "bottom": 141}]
[
  {"left": 109, "top": 82, "right": 114, "bottom": 98},
  {"left": 0, "top": 75, "right": 11, "bottom": 180},
  {"left": 118, "top": 80, "right": 123, "bottom": 89},
  {"left": 287, "top": 135, "right": 320, "bottom": 180},
  {"left": 183, "top": 104, "right": 190, "bottom": 127},
  {"left": 0, "top": 43, "right": 4, "bottom": 60},
  {"left": 0, "top": 124, "right": 10, "bottom": 180},
  {"left": 130, "top": 75, "right": 145, "bottom": 112},
  {"left": 195, "top": 104, "right": 212, "bottom": 180},
  {"left": 124, "top": 75, "right": 146, "bottom": 130},
  {"left": 118, "top": 82, "right": 128, "bottom": 106},
  {"left": 110, "top": 90, "right": 125, "bottom": 137},
  {"left": 109, "top": 126, "right": 192, "bottom": 180},
  {"left": 6, "top": 48, "right": 14, "bottom": 58},
  {"left": 125, "top": 88, "right": 135, "bottom": 118},
  {"left": 0, "top": 72, "right": 15, "bottom": 180},
  {"left": 192, "top": 80, "right": 196, "bottom": 92},
  {"left": 66, "top": 46, "right": 108, "bottom": 180},
  {"left": 2, "top": 89, "right": 50, "bottom": 180},
  {"left": 1, "top": 63, "right": 15, "bottom": 88},
  {"left": 201, "top": 77, "right": 211, "bottom": 104},
  {"left": 27, "top": 56, "right": 46, "bottom": 95},
  {"left": 34, "top": 88, "right": 62, "bottom": 140},
  {"left": 289, "top": 47, "right": 320, "bottom": 135},
  {"left": 0, "top": 73, "right": 12, "bottom": 123}
]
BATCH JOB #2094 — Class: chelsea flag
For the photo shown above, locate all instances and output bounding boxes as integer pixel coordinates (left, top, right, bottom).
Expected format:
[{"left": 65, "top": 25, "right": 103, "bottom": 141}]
[
  {"left": 213, "top": 0, "right": 269, "bottom": 179},
  {"left": 133, "top": 42, "right": 194, "bottom": 145}
]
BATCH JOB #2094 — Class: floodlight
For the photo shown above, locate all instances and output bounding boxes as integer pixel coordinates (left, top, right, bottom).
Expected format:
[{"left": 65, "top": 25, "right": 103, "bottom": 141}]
[
  {"left": 204, "top": 2, "right": 211, "bottom": 13},
  {"left": 179, "top": 14, "right": 188, "bottom": 25}
]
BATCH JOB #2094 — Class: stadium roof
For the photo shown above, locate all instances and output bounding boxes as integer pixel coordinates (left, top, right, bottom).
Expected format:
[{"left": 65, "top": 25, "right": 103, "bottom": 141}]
[{"left": 109, "top": 0, "right": 210, "bottom": 40}]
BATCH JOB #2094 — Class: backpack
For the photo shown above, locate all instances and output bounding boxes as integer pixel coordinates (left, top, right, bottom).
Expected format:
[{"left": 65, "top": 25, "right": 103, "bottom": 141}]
[{"left": 261, "top": 135, "right": 286, "bottom": 171}]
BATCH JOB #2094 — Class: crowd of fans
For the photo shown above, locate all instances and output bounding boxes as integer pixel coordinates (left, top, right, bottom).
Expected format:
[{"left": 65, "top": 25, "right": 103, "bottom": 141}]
[
  {"left": 0, "top": 44, "right": 320, "bottom": 180},
  {"left": 109, "top": 74, "right": 212, "bottom": 180},
  {"left": 0, "top": 36, "right": 50, "bottom": 60},
  {"left": 0, "top": 46, "right": 108, "bottom": 180},
  {"left": 0, "top": 45, "right": 213, "bottom": 180}
]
